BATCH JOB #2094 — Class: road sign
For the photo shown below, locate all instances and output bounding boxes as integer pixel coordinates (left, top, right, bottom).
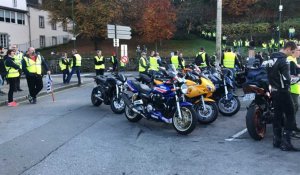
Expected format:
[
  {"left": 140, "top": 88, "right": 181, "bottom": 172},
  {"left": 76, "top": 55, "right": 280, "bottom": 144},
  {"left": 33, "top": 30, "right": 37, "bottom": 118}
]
[
  {"left": 113, "top": 39, "right": 119, "bottom": 47},
  {"left": 107, "top": 24, "right": 131, "bottom": 40},
  {"left": 121, "top": 56, "right": 128, "bottom": 63}
]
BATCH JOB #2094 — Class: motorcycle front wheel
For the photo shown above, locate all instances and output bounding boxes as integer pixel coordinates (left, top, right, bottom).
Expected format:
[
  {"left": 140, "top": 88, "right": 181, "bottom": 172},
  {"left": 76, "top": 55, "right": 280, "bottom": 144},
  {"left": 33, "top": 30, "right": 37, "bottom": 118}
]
[
  {"left": 172, "top": 106, "right": 197, "bottom": 135},
  {"left": 91, "top": 88, "right": 102, "bottom": 106},
  {"left": 111, "top": 95, "right": 126, "bottom": 114},
  {"left": 218, "top": 96, "right": 240, "bottom": 116},
  {"left": 195, "top": 101, "right": 218, "bottom": 124},
  {"left": 246, "top": 104, "right": 266, "bottom": 140}
]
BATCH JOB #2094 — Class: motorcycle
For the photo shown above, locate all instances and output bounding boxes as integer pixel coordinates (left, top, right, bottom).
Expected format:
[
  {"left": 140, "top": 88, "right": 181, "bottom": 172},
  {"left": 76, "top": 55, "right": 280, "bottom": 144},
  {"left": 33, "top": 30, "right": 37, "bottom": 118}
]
[
  {"left": 203, "top": 67, "right": 241, "bottom": 116},
  {"left": 242, "top": 66, "right": 272, "bottom": 140},
  {"left": 182, "top": 65, "right": 219, "bottom": 124},
  {"left": 121, "top": 65, "right": 197, "bottom": 135},
  {"left": 91, "top": 72, "right": 127, "bottom": 114}
]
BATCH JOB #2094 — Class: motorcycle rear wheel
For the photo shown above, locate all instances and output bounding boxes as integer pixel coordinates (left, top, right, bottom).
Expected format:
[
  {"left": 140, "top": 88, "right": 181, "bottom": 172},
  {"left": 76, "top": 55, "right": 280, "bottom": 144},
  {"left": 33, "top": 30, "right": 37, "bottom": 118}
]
[
  {"left": 246, "top": 104, "right": 266, "bottom": 140},
  {"left": 91, "top": 88, "right": 102, "bottom": 106},
  {"left": 196, "top": 101, "right": 218, "bottom": 124},
  {"left": 172, "top": 106, "right": 197, "bottom": 135},
  {"left": 125, "top": 105, "right": 142, "bottom": 122}
]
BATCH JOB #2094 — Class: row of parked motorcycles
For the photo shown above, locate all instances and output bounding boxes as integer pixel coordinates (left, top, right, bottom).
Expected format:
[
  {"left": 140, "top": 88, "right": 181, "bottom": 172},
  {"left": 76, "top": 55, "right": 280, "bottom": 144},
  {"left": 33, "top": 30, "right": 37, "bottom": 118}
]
[{"left": 91, "top": 64, "right": 242, "bottom": 135}]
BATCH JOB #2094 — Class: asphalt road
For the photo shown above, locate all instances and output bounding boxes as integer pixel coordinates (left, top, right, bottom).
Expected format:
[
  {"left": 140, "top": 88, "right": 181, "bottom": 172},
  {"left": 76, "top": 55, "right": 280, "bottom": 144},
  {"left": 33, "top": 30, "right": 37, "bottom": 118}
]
[{"left": 0, "top": 83, "right": 300, "bottom": 175}]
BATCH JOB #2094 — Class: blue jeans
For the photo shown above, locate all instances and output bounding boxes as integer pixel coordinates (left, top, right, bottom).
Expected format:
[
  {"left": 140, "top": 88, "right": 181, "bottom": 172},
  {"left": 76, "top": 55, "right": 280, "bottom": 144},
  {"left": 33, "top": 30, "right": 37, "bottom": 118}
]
[
  {"left": 0, "top": 75, "right": 3, "bottom": 91},
  {"left": 67, "top": 66, "right": 81, "bottom": 84}
]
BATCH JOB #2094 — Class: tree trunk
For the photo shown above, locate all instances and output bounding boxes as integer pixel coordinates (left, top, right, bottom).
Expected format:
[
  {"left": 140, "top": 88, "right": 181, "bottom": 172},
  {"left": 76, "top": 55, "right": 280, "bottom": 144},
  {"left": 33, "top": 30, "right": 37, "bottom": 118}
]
[{"left": 93, "top": 37, "right": 99, "bottom": 50}]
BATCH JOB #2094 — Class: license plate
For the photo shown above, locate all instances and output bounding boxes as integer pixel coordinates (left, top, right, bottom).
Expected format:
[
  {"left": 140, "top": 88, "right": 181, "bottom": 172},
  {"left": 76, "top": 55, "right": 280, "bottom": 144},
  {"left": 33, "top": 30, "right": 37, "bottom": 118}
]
[{"left": 243, "top": 93, "right": 255, "bottom": 101}]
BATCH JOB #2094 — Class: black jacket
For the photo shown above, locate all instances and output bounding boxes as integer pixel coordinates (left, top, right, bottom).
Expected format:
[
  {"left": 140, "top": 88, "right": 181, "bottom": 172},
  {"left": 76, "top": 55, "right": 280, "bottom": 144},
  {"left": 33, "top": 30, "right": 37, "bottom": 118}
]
[{"left": 268, "top": 52, "right": 290, "bottom": 90}]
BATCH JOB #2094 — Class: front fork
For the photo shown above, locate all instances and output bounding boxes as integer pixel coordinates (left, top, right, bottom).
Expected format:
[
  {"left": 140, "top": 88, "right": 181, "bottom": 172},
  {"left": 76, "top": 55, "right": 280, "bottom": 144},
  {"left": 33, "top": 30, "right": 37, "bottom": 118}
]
[
  {"left": 223, "top": 79, "right": 228, "bottom": 100},
  {"left": 173, "top": 84, "right": 183, "bottom": 119},
  {"left": 201, "top": 95, "right": 206, "bottom": 110}
]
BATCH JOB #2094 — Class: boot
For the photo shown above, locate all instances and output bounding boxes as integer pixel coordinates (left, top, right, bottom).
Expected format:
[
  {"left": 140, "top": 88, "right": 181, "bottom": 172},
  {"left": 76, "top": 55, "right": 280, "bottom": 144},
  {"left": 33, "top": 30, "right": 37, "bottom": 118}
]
[
  {"left": 273, "top": 128, "right": 282, "bottom": 148},
  {"left": 280, "top": 130, "right": 300, "bottom": 151}
]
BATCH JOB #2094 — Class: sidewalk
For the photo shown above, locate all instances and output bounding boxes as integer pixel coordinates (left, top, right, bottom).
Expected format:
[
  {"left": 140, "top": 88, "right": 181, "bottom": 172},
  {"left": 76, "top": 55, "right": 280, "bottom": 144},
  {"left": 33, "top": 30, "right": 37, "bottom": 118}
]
[{"left": 0, "top": 71, "right": 138, "bottom": 106}]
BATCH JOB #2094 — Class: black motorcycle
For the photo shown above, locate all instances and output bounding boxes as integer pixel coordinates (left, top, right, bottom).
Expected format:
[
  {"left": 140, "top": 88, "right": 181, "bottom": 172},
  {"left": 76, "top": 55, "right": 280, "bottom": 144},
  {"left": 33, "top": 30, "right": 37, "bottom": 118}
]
[
  {"left": 91, "top": 73, "right": 127, "bottom": 114},
  {"left": 203, "top": 67, "right": 241, "bottom": 116},
  {"left": 243, "top": 67, "right": 273, "bottom": 140}
]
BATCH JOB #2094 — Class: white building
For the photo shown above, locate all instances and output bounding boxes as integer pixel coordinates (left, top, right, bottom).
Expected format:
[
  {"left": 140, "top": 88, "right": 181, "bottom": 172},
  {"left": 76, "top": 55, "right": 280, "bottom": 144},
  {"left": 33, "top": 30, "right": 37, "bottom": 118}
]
[{"left": 0, "top": 0, "right": 72, "bottom": 51}]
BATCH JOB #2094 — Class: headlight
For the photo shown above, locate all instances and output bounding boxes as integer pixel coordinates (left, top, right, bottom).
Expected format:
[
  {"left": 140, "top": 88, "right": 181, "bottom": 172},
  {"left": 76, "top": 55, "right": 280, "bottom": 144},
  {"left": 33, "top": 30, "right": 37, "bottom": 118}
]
[
  {"left": 181, "top": 84, "right": 188, "bottom": 94},
  {"left": 206, "top": 85, "right": 215, "bottom": 92}
]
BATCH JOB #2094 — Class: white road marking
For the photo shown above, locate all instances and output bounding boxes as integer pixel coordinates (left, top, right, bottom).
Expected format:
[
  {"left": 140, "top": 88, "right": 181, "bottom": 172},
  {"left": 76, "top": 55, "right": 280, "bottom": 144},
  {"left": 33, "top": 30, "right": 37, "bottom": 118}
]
[{"left": 225, "top": 128, "right": 248, "bottom": 141}]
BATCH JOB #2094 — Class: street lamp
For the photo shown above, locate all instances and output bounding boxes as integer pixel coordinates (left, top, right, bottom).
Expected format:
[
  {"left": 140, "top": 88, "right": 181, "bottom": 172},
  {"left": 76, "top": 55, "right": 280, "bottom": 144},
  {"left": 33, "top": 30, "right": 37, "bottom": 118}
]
[
  {"left": 71, "top": 0, "right": 76, "bottom": 49},
  {"left": 278, "top": 1, "right": 283, "bottom": 49}
]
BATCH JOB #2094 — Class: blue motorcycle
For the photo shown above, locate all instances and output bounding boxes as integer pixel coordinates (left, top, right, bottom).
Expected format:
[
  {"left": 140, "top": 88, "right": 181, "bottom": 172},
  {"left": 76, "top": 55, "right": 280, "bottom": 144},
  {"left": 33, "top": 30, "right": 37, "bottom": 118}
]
[{"left": 120, "top": 65, "right": 197, "bottom": 135}]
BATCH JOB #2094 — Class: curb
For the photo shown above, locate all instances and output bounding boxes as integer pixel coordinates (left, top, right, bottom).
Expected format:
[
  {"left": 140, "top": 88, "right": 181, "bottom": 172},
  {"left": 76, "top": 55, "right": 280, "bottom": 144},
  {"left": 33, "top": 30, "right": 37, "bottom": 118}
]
[{"left": 0, "top": 82, "right": 92, "bottom": 107}]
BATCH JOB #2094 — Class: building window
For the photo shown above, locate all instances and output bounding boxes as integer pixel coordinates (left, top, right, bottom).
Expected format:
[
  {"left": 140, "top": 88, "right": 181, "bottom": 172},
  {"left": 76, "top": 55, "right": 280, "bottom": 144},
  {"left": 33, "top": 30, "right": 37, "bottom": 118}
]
[
  {"left": 40, "top": 35, "right": 45, "bottom": 48},
  {"left": 62, "top": 23, "right": 67, "bottom": 31},
  {"left": 13, "top": 0, "right": 17, "bottom": 7},
  {"left": 0, "top": 34, "right": 9, "bottom": 48},
  {"left": 17, "top": 12, "right": 25, "bottom": 25},
  {"left": 52, "top": 36, "right": 57, "bottom": 46},
  {"left": 11, "top": 11, "right": 15, "bottom": 23},
  {"left": 51, "top": 22, "right": 57, "bottom": 30},
  {"left": 0, "top": 10, "right": 4, "bottom": 22},
  {"left": 5, "top": 10, "right": 10, "bottom": 23},
  {"left": 39, "top": 16, "right": 44, "bottom": 28},
  {"left": 63, "top": 37, "right": 68, "bottom": 44}
]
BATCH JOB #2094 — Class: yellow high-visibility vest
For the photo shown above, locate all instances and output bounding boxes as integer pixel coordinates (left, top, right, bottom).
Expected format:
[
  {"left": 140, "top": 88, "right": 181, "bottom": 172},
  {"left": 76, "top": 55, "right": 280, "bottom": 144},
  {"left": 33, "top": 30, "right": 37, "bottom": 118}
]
[
  {"left": 94, "top": 56, "right": 105, "bottom": 70},
  {"left": 13, "top": 52, "right": 23, "bottom": 68},
  {"left": 171, "top": 55, "right": 179, "bottom": 69},
  {"left": 262, "top": 43, "right": 267, "bottom": 49},
  {"left": 59, "top": 58, "right": 70, "bottom": 71},
  {"left": 223, "top": 52, "right": 236, "bottom": 68},
  {"left": 23, "top": 55, "right": 42, "bottom": 75},
  {"left": 149, "top": 56, "right": 159, "bottom": 71},
  {"left": 74, "top": 54, "right": 82, "bottom": 66},
  {"left": 5, "top": 59, "right": 20, "bottom": 78},
  {"left": 197, "top": 52, "right": 207, "bottom": 67},
  {"left": 287, "top": 56, "right": 300, "bottom": 94},
  {"left": 139, "top": 57, "right": 147, "bottom": 72}
]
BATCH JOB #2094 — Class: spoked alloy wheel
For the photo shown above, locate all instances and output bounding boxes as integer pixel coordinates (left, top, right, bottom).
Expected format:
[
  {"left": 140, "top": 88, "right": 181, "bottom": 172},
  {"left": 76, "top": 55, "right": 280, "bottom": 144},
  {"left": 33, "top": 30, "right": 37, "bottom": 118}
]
[
  {"left": 246, "top": 104, "right": 266, "bottom": 140},
  {"left": 218, "top": 96, "right": 240, "bottom": 116},
  {"left": 111, "top": 96, "right": 125, "bottom": 114},
  {"left": 196, "top": 102, "right": 218, "bottom": 124},
  {"left": 125, "top": 105, "right": 142, "bottom": 122},
  {"left": 172, "top": 106, "right": 197, "bottom": 135}
]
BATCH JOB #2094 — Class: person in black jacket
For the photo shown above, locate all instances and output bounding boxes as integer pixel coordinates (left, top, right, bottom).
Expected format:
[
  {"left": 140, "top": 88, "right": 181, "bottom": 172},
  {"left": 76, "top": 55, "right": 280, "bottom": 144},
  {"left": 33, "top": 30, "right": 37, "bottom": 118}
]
[
  {"left": 267, "top": 41, "right": 299, "bottom": 151},
  {"left": 4, "top": 49, "right": 21, "bottom": 106}
]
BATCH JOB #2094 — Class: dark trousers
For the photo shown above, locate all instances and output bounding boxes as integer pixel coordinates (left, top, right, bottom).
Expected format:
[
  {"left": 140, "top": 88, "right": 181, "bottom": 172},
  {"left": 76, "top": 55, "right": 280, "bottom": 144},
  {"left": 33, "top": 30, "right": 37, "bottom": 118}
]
[
  {"left": 26, "top": 75, "right": 43, "bottom": 99},
  {"left": 96, "top": 69, "right": 104, "bottom": 76},
  {"left": 7, "top": 78, "right": 17, "bottom": 103},
  {"left": 272, "top": 91, "right": 296, "bottom": 131},
  {"left": 67, "top": 66, "right": 81, "bottom": 84},
  {"left": 291, "top": 93, "right": 299, "bottom": 114},
  {"left": 62, "top": 69, "right": 70, "bottom": 83}
]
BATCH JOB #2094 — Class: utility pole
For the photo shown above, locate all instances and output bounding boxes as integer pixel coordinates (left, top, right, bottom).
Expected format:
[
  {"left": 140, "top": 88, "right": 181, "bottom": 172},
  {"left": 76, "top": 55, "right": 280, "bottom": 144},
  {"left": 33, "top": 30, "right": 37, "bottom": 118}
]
[
  {"left": 72, "top": 0, "right": 76, "bottom": 49},
  {"left": 216, "top": 0, "right": 222, "bottom": 68},
  {"left": 278, "top": 0, "right": 283, "bottom": 49}
]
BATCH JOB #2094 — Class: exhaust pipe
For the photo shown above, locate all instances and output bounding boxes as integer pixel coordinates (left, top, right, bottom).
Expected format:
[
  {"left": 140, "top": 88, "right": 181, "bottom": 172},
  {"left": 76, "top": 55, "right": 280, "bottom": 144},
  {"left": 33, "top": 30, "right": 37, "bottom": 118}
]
[{"left": 120, "top": 93, "right": 146, "bottom": 118}]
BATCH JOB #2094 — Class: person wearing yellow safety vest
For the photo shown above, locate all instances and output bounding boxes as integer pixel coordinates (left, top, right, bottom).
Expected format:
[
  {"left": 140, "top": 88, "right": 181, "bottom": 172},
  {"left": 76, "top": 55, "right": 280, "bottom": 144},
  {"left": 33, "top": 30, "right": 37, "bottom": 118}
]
[
  {"left": 221, "top": 48, "right": 241, "bottom": 80},
  {"left": 171, "top": 51, "right": 184, "bottom": 70},
  {"left": 59, "top": 52, "right": 71, "bottom": 83},
  {"left": 4, "top": 49, "right": 21, "bottom": 106},
  {"left": 11, "top": 44, "right": 23, "bottom": 92},
  {"left": 287, "top": 45, "right": 300, "bottom": 116},
  {"left": 244, "top": 39, "right": 250, "bottom": 47},
  {"left": 66, "top": 49, "right": 82, "bottom": 85},
  {"left": 139, "top": 52, "right": 149, "bottom": 75},
  {"left": 94, "top": 50, "right": 105, "bottom": 76},
  {"left": 195, "top": 47, "right": 210, "bottom": 69},
  {"left": 148, "top": 51, "right": 160, "bottom": 74},
  {"left": 111, "top": 52, "right": 118, "bottom": 72},
  {"left": 22, "top": 47, "right": 50, "bottom": 104}
]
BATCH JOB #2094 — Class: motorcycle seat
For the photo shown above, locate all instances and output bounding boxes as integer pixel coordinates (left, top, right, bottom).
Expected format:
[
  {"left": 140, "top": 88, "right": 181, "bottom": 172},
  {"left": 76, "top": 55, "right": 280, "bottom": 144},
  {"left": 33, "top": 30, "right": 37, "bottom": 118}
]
[
  {"left": 95, "top": 76, "right": 107, "bottom": 84},
  {"left": 139, "top": 84, "right": 152, "bottom": 94}
]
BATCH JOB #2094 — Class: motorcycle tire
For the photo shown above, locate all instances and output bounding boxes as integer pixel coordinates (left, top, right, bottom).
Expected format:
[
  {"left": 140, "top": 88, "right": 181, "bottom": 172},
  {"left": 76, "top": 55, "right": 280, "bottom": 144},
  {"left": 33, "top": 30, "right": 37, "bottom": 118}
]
[
  {"left": 111, "top": 95, "right": 126, "bottom": 114},
  {"left": 218, "top": 96, "right": 240, "bottom": 116},
  {"left": 91, "top": 88, "right": 102, "bottom": 106},
  {"left": 246, "top": 104, "right": 266, "bottom": 140},
  {"left": 125, "top": 105, "right": 142, "bottom": 122},
  {"left": 172, "top": 106, "right": 197, "bottom": 135},
  {"left": 196, "top": 101, "right": 218, "bottom": 124}
]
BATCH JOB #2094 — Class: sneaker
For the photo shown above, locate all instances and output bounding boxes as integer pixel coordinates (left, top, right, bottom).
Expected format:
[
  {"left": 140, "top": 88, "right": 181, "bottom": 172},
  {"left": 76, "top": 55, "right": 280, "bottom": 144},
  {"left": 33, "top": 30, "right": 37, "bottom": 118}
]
[
  {"left": 27, "top": 95, "right": 33, "bottom": 103},
  {"left": 7, "top": 101, "right": 18, "bottom": 107},
  {"left": 32, "top": 98, "right": 37, "bottom": 104},
  {"left": 17, "top": 89, "right": 23, "bottom": 92}
]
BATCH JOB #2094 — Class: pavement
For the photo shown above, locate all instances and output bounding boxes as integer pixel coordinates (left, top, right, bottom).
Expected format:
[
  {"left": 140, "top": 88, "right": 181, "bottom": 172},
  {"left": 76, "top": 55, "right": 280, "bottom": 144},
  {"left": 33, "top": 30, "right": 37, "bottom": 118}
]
[{"left": 0, "top": 71, "right": 137, "bottom": 106}]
